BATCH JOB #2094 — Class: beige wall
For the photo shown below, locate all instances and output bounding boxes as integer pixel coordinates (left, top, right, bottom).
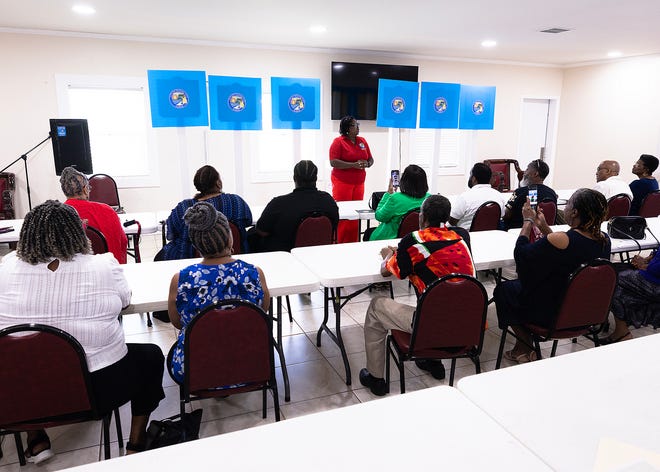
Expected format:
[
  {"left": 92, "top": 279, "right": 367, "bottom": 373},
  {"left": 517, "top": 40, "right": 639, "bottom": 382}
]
[
  {"left": 555, "top": 55, "right": 660, "bottom": 191},
  {"left": 1, "top": 32, "right": 565, "bottom": 216}
]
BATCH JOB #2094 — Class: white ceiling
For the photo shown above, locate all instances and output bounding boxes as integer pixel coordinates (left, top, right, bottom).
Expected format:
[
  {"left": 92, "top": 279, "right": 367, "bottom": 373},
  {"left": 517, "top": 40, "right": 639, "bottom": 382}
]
[{"left": 3, "top": 0, "right": 660, "bottom": 66}]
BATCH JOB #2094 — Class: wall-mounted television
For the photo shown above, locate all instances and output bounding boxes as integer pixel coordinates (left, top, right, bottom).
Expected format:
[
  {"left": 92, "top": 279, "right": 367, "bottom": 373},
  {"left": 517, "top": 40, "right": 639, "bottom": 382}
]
[
  {"left": 49, "top": 118, "right": 93, "bottom": 175},
  {"left": 331, "top": 61, "right": 419, "bottom": 121}
]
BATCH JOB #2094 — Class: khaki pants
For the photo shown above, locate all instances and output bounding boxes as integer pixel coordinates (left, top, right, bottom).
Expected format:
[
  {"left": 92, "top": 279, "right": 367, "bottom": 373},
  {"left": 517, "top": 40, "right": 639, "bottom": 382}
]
[{"left": 364, "top": 296, "right": 415, "bottom": 378}]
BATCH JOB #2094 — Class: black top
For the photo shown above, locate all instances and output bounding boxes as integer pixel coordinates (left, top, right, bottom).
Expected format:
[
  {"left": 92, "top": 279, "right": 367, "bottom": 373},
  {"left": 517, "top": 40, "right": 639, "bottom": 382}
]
[
  {"left": 514, "top": 229, "right": 611, "bottom": 324},
  {"left": 504, "top": 184, "right": 558, "bottom": 229},
  {"left": 253, "top": 187, "right": 339, "bottom": 252}
]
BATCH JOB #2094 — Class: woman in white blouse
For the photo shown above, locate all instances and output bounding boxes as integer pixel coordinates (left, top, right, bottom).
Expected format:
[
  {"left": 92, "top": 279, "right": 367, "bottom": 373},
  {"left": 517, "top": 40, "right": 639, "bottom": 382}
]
[{"left": 0, "top": 200, "right": 164, "bottom": 462}]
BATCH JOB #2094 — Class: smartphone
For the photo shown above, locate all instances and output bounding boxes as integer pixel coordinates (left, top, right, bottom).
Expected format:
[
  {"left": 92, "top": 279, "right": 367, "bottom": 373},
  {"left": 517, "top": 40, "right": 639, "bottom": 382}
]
[
  {"left": 391, "top": 169, "right": 400, "bottom": 188},
  {"left": 528, "top": 185, "right": 538, "bottom": 210}
]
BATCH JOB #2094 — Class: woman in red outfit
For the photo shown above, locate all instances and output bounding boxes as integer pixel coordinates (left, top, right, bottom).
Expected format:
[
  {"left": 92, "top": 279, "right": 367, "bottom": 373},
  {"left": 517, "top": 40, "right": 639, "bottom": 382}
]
[{"left": 329, "top": 116, "right": 374, "bottom": 243}]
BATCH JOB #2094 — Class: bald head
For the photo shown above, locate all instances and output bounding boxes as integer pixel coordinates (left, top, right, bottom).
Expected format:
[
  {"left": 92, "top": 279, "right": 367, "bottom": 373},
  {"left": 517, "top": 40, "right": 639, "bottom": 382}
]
[{"left": 596, "top": 160, "right": 620, "bottom": 182}]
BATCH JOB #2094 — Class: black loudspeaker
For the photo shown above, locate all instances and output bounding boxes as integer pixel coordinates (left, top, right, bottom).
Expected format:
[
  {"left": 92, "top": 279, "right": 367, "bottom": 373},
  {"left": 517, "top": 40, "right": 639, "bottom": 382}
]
[{"left": 49, "top": 119, "right": 93, "bottom": 175}]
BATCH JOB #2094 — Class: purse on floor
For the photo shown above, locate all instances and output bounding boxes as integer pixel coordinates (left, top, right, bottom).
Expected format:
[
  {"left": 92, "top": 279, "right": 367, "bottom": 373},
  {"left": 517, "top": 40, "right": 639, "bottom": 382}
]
[
  {"left": 607, "top": 216, "right": 647, "bottom": 240},
  {"left": 145, "top": 409, "right": 203, "bottom": 450}
]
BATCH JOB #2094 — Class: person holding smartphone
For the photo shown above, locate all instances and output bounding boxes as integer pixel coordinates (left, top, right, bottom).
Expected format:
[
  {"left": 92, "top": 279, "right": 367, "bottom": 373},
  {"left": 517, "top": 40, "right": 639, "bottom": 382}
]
[
  {"left": 502, "top": 159, "right": 557, "bottom": 230},
  {"left": 494, "top": 189, "right": 611, "bottom": 363},
  {"left": 364, "top": 165, "right": 430, "bottom": 241}
]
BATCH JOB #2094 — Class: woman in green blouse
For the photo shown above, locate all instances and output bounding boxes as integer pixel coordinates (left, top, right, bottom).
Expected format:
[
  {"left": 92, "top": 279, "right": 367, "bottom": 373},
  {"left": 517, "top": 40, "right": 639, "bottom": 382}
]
[{"left": 366, "top": 165, "right": 430, "bottom": 241}]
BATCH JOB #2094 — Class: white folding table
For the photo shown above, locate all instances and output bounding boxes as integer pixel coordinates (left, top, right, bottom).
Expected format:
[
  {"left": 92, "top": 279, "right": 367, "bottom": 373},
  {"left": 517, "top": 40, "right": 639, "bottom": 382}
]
[
  {"left": 458, "top": 333, "right": 660, "bottom": 471},
  {"left": 65, "top": 386, "right": 551, "bottom": 471}
]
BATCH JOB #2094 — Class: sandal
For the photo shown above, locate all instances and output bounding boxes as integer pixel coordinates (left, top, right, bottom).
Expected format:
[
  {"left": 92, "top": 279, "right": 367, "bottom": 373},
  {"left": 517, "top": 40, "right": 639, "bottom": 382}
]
[
  {"left": 25, "top": 431, "right": 55, "bottom": 464},
  {"left": 599, "top": 331, "right": 632, "bottom": 345},
  {"left": 504, "top": 349, "right": 538, "bottom": 364}
]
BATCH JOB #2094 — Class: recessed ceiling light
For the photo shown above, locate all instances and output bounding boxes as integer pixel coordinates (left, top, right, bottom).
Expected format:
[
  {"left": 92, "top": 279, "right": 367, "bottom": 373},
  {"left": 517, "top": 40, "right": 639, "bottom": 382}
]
[
  {"left": 72, "top": 4, "right": 96, "bottom": 15},
  {"left": 481, "top": 40, "right": 497, "bottom": 48},
  {"left": 309, "top": 25, "right": 327, "bottom": 34},
  {"left": 607, "top": 51, "right": 623, "bottom": 58}
]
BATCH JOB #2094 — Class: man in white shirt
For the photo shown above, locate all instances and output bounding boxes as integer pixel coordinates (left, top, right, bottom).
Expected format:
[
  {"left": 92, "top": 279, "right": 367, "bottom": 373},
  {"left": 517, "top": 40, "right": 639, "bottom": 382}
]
[
  {"left": 449, "top": 162, "right": 506, "bottom": 229},
  {"left": 593, "top": 160, "right": 633, "bottom": 200}
]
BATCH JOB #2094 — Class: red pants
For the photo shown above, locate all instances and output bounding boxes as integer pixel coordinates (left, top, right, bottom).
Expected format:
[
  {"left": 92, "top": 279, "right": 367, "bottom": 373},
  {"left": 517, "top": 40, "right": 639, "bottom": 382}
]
[{"left": 332, "top": 175, "right": 364, "bottom": 243}]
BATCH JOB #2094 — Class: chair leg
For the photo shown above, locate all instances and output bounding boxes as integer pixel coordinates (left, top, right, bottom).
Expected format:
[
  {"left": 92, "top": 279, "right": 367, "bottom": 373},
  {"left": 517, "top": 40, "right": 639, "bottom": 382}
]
[
  {"left": 385, "top": 337, "right": 392, "bottom": 386},
  {"left": 14, "top": 432, "right": 26, "bottom": 466},
  {"left": 449, "top": 359, "right": 457, "bottom": 386},
  {"left": 102, "top": 415, "right": 111, "bottom": 459},
  {"left": 398, "top": 356, "right": 406, "bottom": 394},
  {"left": 550, "top": 340, "right": 559, "bottom": 357},
  {"left": 388, "top": 281, "right": 394, "bottom": 299},
  {"left": 495, "top": 327, "right": 508, "bottom": 369},
  {"left": 286, "top": 295, "right": 293, "bottom": 323},
  {"left": 114, "top": 408, "right": 123, "bottom": 450},
  {"left": 146, "top": 312, "right": 153, "bottom": 328},
  {"left": 262, "top": 388, "right": 267, "bottom": 419},
  {"left": 534, "top": 340, "right": 543, "bottom": 361},
  {"left": 271, "top": 381, "right": 281, "bottom": 422},
  {"left": 473, "top": 355, "right": 481, "bottom": 375}
]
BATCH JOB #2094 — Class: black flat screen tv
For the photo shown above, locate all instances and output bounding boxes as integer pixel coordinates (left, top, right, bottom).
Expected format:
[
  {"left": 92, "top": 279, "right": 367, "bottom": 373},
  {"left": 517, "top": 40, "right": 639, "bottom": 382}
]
[
  {"left": 331, "top": 61, "right": 419, "bottom": 121},
  {"left": 49, "top": 118, "right": 93, "bottom": 175}
]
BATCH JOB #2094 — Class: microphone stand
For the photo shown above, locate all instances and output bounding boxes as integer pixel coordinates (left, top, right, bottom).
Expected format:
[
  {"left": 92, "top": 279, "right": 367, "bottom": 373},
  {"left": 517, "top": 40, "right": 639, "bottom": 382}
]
[{"left": 1, "top": 134, "right": 51, "bottom": 211}]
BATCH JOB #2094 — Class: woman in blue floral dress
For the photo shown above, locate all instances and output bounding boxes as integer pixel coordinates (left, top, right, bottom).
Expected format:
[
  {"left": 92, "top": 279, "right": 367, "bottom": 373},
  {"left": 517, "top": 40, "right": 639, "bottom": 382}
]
[{"left": 167, "top": 201, "right": 270, "bottom": 383}]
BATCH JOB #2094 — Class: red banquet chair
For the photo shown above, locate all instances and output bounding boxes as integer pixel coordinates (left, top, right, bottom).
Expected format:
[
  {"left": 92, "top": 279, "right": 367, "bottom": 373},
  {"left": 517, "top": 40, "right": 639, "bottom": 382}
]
[
  {"left": 469, "top": 201, "right": 501, "bottom": 232},
  {"left": 0, "top": 324, "right": 122, "bottom": 465},
  {"left": 386, "top": 274, "right": 488, "bottom": 390},
  {"left": 496, "top": 259, "right": 617, "bottom": 368},
  {"left": 606, "top": 194, "right": 631, "bottom": 218},
  {"left": 397, "top": 208, "right": 421, "bottom": 238}
]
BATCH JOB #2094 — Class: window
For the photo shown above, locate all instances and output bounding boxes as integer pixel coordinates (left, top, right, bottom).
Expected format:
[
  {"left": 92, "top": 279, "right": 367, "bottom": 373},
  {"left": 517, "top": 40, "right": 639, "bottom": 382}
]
[
  {"left": 409, "top": 128, "right": 472, "bottom": 176},
  {"left": 248, "top": 92, "right": 322, "bottom": 183},
  {"left": 55, "top": 75, "right": 158, "bottom": 187}
]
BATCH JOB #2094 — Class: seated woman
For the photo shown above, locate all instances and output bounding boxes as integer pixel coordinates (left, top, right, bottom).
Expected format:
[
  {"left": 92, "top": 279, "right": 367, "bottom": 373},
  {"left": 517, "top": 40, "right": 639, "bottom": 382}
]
[
  {"left": 629, "top": 154, "right": 659, "bottom": 215},
  {"left": 366, "top": 164, "right": 430, "bottom": 241},
  {"left": 604, "top": 251, "right": 660, "bottom": 343},
  {"left": 494, "top": 189, "right": 611, "bottom": 363},
  {"left": 167, "top": 201, "right": 270, "bottom": 383},
  {"left": 60, "top": 166, "right": 128, "bottom": 264},
  {"left": 160, "top": 165, "right": 252, "bottom": 259},
  {"left": 0, "top": 201, "right": 164, "bottom": 462}
]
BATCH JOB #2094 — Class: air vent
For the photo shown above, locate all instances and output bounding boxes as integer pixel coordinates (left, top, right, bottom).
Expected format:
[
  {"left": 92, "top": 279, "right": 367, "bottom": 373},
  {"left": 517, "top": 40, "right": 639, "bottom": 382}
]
[{"left": 540, "top": 28, "right": 570, "bottom": 34}]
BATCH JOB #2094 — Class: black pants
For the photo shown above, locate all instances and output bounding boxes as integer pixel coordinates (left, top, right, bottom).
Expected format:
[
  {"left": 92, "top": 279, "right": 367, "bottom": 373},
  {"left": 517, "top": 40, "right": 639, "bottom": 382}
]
[{"left": 91, "top": 343, "right": 165, "bottom": 417}]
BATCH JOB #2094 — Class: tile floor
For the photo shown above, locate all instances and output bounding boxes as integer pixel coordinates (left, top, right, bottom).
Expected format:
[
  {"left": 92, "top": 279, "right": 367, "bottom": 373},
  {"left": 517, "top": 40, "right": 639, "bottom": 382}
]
[{"left": 0, "top": 235, "right": 657, "bottom": 471}]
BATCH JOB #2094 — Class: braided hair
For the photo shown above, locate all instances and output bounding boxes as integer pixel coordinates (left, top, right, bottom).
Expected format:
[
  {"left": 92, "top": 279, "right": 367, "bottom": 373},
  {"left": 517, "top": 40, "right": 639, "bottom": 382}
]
[
  {"left": 60, "top": 166, "right": 89, "bottom": 198},
  {"left": 293, "top": 160, "right": 318, "bottom": 188},
  {"left": 184, "top": 201, "right": 232, "bottom": 257},
  {"left": 339, "top": 115, "right": 356, "bottom": 136},
  {"left": 570, "top": 188, "right": 608, "bottom": 243},
  {"left": 193, "top": 165, "right": 221, "bottom": 199},
  {"left": 17, "top": 200, "right": 91, "bottom": 264}
]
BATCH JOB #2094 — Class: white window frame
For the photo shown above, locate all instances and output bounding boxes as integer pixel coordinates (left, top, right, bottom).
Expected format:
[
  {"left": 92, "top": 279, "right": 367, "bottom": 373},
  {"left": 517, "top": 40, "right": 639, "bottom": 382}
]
[
  {"left": 248, "top": 91, "right": 323, "bottom": 183},
  {"left": 55, "top": 74, "right": 159, "bottom": 188},
  {"left": 409, "top": 128, "right": 473, "bottom": 176}
]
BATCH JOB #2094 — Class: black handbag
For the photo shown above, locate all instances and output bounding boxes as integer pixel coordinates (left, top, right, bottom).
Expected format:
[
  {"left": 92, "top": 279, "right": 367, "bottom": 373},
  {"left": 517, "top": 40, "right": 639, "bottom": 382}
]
[
  {"left": 369, "top": 191, "right": 386, "bottom": 210},
  {"left": 145, "top": 409, "right": 203, "bottom": 450},
  {"left": 607, "top": 216, "right": 647, "bottom": 240}
]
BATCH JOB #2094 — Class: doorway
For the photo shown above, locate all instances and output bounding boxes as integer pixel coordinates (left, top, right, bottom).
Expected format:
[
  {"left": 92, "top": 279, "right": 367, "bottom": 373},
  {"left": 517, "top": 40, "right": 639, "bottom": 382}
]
[{"left": 517, "top": 98, "right": 559, "bottom": 187}]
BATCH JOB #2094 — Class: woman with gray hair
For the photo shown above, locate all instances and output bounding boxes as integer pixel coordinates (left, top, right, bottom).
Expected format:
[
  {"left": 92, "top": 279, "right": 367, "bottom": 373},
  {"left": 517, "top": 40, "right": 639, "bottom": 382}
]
[
  {"left": 0, "top": 200, "right": 165, "bottom": 461},
  {"left": 60, "top": 166, "right": 127, "bottom": 264},
  {"left": 166, "top": 201, "right": 270, "bottom": 383}
]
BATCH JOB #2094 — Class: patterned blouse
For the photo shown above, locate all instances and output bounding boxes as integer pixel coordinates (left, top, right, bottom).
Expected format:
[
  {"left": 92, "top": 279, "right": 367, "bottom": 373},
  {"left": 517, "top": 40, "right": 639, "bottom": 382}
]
[{"left": 170, "top": 259, "right": 264, "bottom": 382}]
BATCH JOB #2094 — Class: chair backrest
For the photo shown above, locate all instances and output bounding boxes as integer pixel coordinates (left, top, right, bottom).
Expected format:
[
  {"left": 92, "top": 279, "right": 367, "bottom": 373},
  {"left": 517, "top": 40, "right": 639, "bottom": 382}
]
[
  {"left": 85, "top": 225, "right": 109, "bottom": 255},
  {"left": 483, "top": 159, "right": 524, "bottom": 192},
  {"left": 0, "top": 324, "right": 94, "bottom": 427},
  {"left": 184, "top": 300, "right": 275, "bottom": 395},
  {"left": 88, "top": 174, "right": 122, "bottom": 212},
  {"left": 397, "top": 209, "right": 420, "bottom": 238},
  {"left": 551, "top": 259, "right": 617, "bottom": 335},
  {"left": 228, "top": 221, "right": 242, "bottom": 255},
  {"left": 469, "top": 201, "right": 501, "bottom": 232},
  {"left": 607, "top": 193, "right": 631, "bottom": 218},
  {"left": 639, "top": 190, "right": 660, "bottom": 217},
  {"left": 409, "top": 274, "right": 488, "bottom": 354},
  {"left": 294, "top": 213, "right": 335, "bottom": 248},
  {"left": 538, "top": 199, "right": 557, "bottom": 225}
]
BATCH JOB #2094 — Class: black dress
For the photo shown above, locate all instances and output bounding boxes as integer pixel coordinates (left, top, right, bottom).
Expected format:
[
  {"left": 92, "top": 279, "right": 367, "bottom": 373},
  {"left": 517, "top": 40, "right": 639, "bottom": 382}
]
[{"left": 495, "top": 229, "right": 611, "bottom": 328}]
